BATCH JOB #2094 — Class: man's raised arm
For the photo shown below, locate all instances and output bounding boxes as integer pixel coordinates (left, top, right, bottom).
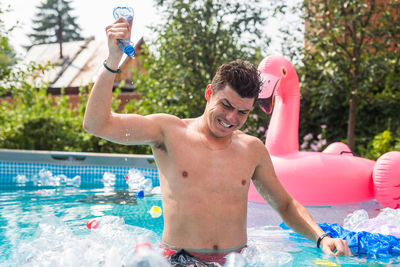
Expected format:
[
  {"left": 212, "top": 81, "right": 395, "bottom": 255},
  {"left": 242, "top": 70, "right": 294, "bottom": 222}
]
[{"left": 83, "top": 18, "right": 163, "bottom": 146}]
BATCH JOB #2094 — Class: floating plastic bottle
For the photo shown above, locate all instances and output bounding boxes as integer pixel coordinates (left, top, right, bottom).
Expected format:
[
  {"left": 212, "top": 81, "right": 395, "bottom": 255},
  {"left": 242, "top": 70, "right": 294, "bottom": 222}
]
[
  {"left": 148, "top": 206, "right": 162, "bottom": 218},
  {"left": 14, "top": 174, "right": 27, "bottom": 186},
  {"left": 124, "top": 237, "right": 170, "bottom": 267},
  {"left": 224, "top": 252, "right": 246, "bottom": 267},
  {"left": 125, "top": 169, "right": 153, "bottom": 193},
  {"left": 86, "top": 219, "right": 99, "bottom": 229},
  {"left": 103, "top": 172, "right": 116, "bottom": 188},
  {"left": 113, "top": 6, "right": 135, "bottom": 57}
]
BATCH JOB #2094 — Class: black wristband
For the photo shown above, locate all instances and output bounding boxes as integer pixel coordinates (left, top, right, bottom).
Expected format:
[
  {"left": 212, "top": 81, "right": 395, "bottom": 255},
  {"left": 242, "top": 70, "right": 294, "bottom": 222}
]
[
  {"left": 103, "top": 60, "right": 121, "bottom": 73},
  {"left": 317, "top": 233, "right": 332, "bottom": 248}
]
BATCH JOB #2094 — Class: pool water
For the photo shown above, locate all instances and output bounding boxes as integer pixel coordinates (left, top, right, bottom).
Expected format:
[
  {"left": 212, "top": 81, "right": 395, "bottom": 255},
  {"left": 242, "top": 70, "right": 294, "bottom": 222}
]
[
  {"left": 1, "top": 187, "right": 400, "bottom": 266},
  {"left": 0, "top": 187, "right": 164, "bottom": 266}
]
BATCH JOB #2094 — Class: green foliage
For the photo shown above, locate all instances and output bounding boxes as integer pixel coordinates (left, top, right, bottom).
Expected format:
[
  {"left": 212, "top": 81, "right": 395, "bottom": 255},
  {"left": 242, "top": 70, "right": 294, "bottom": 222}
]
[
  {"left": 129, "top": 0, "right": 269, "bottom": 139},
  {"left": 303, "top": 0, "right": 400, "bottom": 150},
  {"left": 28, "top": 0, "right": 83, "bottom": 46},
  {"left": 280, "top": 0, "right": 400, "bottom": 154},
  {"left": 361, "top": 130, "right": 400, "bottom": 160},
  {"left": 0, "top": 4, "right": 17, "bottom": 83},
  {"left": 0, "top": 63, "right": 149, "bottom": 154}
]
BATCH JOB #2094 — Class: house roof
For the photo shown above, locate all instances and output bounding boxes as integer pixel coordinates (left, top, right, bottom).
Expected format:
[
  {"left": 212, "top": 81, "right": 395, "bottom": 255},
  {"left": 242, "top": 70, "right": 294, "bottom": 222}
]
[{"left": 23, "top": 37, "right": 145, "bottom": 89}]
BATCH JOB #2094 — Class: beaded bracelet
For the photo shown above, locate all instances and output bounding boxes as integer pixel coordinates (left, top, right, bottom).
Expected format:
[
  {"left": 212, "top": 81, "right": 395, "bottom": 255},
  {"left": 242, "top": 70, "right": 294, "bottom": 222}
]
[{"left": 103, "top": 60, "right": 121, "bottom": 73}]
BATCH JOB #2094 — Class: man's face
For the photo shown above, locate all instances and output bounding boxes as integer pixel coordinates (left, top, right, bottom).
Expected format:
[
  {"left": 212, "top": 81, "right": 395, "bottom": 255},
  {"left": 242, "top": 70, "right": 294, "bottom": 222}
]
[{"left": 206, "top": 85, "right": 254, "bottom": 138}]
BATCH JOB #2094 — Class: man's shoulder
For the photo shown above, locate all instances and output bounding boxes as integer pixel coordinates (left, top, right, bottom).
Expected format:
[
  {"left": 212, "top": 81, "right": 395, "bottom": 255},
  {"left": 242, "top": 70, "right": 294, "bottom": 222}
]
[
  {"left": 147, "top": 113, "right": 193, "bottom": 131},
  {"left": 235, "top": 132, "right": 270, "bottom": 166},
  {"left": 235, "top": 131, "right": 266, "bottom": 150},
  {"left": 236, "top": 130, "right": 263, "bottom": 143},
  {"left": 147, "top": 113, "right": 184, "bottom": 125}
]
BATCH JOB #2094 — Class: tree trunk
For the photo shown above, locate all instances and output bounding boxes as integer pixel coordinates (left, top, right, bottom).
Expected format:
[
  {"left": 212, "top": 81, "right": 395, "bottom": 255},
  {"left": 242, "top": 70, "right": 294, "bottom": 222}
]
[
  {"left": 57, "top": 12, "right": 63, "bottom": 59},
  {"left": 347, "top": 96, "right": 359, "bottom": 151}
]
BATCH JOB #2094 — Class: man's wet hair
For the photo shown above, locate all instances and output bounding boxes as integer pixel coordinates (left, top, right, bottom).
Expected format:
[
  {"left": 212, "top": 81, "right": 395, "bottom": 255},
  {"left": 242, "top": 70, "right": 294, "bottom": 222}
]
[{"left": 211, "top": 60, "right": 262, "bottom": 101}]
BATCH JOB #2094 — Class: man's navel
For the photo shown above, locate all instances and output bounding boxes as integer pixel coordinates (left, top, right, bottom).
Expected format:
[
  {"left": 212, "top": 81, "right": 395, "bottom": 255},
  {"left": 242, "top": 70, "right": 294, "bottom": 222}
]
[{"left": 182, "top": 171, "right": 188, "bottom": 178}]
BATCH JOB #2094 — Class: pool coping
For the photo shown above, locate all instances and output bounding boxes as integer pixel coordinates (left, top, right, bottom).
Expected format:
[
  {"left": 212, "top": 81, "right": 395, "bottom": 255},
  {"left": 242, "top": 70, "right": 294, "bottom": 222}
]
[{"left": 0, "top": 149, "right": 157, "bottom": 169}]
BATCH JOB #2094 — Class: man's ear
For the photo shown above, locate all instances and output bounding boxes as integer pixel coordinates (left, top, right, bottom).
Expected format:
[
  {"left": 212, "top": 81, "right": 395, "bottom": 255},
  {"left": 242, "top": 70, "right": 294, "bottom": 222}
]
[{"left": 205, "top": 84, "right": 212, "bottom": 101}]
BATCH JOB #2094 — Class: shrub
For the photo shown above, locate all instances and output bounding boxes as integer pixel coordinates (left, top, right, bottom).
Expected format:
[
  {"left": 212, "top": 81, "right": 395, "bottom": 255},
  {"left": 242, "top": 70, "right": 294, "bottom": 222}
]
[
  {"left": 363, "top": 130, "right": 400, "bottom": 160},
  {"left": 0, "top": 64, "right": 150, "bottom": 154}
]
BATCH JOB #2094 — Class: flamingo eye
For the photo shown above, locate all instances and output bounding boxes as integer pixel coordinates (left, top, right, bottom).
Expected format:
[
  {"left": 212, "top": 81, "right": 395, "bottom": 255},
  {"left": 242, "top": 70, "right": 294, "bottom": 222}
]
[{"left": 282, "top": 67, "right": 287, "bottom": 77}]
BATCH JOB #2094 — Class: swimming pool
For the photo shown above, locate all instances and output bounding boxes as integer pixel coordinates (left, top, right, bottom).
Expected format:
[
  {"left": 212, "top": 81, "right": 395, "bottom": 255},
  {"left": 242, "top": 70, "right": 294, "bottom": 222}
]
[{"left": 1, "top": 149, "right": 399, "bottom": 266}]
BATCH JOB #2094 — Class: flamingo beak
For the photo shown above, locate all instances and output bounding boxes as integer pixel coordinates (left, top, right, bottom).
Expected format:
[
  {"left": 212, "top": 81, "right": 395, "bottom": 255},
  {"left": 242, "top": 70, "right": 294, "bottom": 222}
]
[{"left": 258, "top": 73, "right": 280, "bottom": 114}]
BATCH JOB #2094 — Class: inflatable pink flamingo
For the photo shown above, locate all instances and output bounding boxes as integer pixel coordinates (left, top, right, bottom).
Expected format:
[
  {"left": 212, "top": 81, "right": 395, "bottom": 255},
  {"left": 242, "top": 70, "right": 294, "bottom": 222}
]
[{"left": 248, "top": 55, "right": 400, "bottom": 208}]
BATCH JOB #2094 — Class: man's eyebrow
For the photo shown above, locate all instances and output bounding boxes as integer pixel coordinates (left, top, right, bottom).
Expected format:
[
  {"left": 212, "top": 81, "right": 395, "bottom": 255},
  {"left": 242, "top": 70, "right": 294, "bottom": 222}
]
[
  {"left": 222, "top": 99, "right": 251, "bottom": 113},
  {"left": 221, "top": 99, "right": 233, "bottom": 107}
]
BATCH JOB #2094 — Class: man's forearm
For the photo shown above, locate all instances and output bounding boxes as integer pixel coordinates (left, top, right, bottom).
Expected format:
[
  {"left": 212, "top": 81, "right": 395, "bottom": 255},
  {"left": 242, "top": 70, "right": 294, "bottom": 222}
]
[{"left": 279, "top": 199, "right": 325, "bottom": 244}]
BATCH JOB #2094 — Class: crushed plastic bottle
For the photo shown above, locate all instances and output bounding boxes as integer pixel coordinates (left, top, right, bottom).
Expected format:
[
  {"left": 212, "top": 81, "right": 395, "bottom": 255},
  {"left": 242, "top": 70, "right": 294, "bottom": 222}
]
[
  {"left": 113, "top": 6, "right": 135, "bottom": 57},
  {"left": 14, "top": 174, "right": 28, "bottom": 185},
  {"left": 223, "top": 252, "right": 246, "bottom": 267},
  {"left": 151, "top": 186, "right": 162, "bottom": 195},
  {"left": 103, "top": 172, "right": 117, "bottom": 188},
  {"left": 66, "top": 175, "right": 81, "bottom": 187},
  {"left": 126, "top": 169, "right": 153, "bottom": 193},
  {"left": 241, "top": 244, "right": 293, "bottom": 266},
  {"left": 343, "top": 209, "right": 369, "bottom": 231},
  {"left": 241, "top": 243, "right": 293, "bottom": 266},
  {"left": 124, "top": 237, "right": 170, "bottom": 267},
  {"left": 38, "top": 169, "right": 58, "bottom": 186}
]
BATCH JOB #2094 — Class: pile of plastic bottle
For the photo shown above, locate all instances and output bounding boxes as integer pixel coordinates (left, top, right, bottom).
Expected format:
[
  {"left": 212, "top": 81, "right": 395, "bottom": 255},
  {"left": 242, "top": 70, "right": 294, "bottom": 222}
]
[
  {"left": 343, "top": 208, "right": 400, "bottom": 238},
  {"left": 14, "top": 169, "right": 81, "bottom": 187},
  {"left": 14, "top": 215, "right": 169, "bottom": 266}
]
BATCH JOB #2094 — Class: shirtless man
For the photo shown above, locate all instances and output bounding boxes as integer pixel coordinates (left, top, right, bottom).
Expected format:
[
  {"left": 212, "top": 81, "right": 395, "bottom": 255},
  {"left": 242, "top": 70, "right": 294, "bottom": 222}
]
[{"left": 83, "top": 18, "right": 352, "bottom": 265}]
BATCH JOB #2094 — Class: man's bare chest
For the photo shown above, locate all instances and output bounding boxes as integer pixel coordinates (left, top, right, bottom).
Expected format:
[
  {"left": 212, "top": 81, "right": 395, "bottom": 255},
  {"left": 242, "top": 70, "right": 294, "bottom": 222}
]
[{"left": 167, "top": 142, "right": 254, "bottom": 189}]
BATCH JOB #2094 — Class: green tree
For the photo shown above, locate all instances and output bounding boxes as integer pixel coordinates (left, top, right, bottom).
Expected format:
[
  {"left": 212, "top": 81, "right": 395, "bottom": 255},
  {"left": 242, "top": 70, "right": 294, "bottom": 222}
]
[
  {"left": 28, "top": 0, "right": 83, "bottom": 57},
  {"left": 0, "top": 4, "right": 17, "bottom": 86},
  {"left": 299, "top": 0, "right": 400, "bottom": 151},
  {"left": 130, "top": 0, "right": 269, "bottom": 139}
]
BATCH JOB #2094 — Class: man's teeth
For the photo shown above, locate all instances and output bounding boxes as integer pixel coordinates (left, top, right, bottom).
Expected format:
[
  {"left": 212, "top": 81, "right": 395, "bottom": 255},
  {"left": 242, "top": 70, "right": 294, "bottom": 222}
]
[{"left": 220, "top": 121, "right": 231, "bottom": 127}]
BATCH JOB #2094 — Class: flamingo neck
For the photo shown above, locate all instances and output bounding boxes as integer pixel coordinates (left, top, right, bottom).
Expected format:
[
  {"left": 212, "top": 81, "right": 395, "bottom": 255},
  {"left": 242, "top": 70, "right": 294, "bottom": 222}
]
[{"left": 265, "top": 92, "right": 300, "bottom": 155}]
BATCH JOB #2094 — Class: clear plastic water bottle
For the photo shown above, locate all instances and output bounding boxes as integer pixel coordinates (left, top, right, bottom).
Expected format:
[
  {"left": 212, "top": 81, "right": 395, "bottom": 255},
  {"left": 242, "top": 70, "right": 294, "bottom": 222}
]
[
  {"left": 113, "top": 6, "right": 135, "bottom": 57},
  {"left": 124, "top": 238, "right": 170, "bottom": 267},
  {"left": 224, "top": 252, "right": 246, "bottom": 267}
]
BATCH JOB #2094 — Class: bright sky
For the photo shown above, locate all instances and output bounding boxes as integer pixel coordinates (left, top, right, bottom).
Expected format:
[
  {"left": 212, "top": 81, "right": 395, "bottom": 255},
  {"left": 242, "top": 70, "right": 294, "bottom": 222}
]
[
  {"left": 2, "top": 0, "right": 302, "bottom": 57},
  {"left": 2, "top": 0, "right": 159, "bottom": 56}
]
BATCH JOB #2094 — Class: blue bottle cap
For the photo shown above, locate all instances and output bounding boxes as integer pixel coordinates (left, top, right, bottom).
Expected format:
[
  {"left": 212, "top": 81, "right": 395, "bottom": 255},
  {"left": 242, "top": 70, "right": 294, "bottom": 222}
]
[
  {"left": 124, "top": 45, "right": 135, "bottom": 57},
  {"left": 135, "top": 190, "right": 144, "bottom": 198}
]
